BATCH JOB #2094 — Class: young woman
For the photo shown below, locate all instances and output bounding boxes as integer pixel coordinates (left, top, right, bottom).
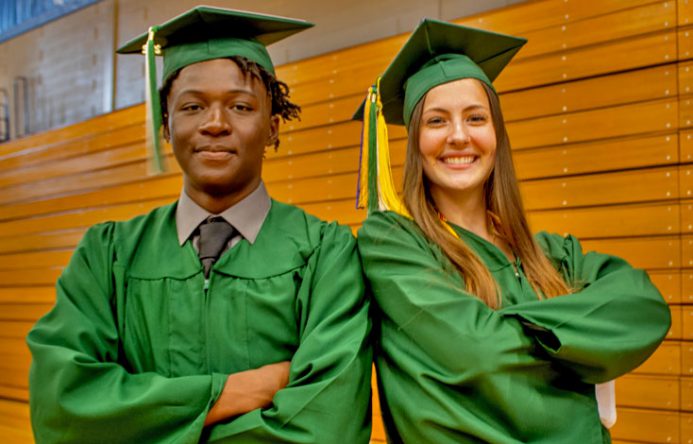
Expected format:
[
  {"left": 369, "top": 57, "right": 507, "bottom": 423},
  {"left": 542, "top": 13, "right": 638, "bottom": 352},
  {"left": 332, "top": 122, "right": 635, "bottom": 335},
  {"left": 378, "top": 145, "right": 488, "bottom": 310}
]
[{"left": 356, "top": 19, "right": 671, "bottom": 443}]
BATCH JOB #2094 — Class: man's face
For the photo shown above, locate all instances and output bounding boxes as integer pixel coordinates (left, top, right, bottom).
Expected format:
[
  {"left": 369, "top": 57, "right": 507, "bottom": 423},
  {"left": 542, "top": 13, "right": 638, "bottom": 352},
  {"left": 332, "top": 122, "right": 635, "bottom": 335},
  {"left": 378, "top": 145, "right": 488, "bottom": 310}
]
[{"left": 164, "top": 58, "right": 278, "bottom": 203}]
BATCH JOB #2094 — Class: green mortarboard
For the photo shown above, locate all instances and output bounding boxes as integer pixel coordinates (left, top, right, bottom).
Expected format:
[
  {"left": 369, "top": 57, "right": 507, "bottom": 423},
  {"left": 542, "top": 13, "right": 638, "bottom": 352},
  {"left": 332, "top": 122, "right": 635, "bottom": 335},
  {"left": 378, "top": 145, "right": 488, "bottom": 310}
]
[
  {"left": 116, "top": 6, "right": 313, "bottom": 173},
  {"left": 354, "top": 19, "right": 526, "bottom": 216},
  {"left": 354, "top": 18, "right": 527, "bottom": 127}
]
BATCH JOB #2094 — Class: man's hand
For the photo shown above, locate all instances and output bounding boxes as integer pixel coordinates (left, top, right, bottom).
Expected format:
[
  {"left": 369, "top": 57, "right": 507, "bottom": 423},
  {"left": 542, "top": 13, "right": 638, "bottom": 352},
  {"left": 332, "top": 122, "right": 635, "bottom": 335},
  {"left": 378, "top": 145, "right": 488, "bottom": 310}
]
[{"left": 204, "top": 361, "right": 291, "bottom": 426}]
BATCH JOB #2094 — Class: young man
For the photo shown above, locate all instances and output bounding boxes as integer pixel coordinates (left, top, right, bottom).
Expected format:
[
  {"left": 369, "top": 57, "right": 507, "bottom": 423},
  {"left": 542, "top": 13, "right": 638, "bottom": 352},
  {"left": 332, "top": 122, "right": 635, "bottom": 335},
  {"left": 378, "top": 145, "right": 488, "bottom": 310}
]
[{"left": 27, "top": 7, "right": 372, "bottom": 443}]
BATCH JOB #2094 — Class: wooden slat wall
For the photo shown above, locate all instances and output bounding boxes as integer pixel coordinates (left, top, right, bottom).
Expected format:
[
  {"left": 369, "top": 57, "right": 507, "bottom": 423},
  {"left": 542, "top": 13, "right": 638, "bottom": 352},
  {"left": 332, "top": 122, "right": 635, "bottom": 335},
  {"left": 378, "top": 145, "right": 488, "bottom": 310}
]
[{"left": 0, "top": 0, "right": 687, "bottom": 442}]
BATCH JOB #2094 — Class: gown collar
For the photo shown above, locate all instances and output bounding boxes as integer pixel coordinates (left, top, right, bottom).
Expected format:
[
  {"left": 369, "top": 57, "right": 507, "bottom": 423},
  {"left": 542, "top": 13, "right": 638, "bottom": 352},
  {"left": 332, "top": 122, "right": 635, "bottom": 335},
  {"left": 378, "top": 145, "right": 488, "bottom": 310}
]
[{"left": 176, "top": 182, "right": 271, "bottom": 246}]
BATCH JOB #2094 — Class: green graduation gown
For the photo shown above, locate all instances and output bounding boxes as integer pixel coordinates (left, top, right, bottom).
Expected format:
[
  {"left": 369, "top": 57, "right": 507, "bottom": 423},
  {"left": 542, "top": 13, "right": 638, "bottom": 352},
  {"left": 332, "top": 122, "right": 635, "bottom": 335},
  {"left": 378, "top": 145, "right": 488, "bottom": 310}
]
[
  {"left": 27, "top": 201, "right": 372, "bottom": 443},
  {"left": 357, "top": 210, "right": 670, "bottom": 444}
]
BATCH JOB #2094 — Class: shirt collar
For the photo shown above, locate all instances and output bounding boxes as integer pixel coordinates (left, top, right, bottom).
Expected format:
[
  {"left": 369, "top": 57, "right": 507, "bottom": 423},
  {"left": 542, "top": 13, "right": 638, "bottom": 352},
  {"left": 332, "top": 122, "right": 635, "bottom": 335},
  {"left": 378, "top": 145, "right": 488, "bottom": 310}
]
[{"left": 176, "top": 182, "right": 271, "bottom": 246}]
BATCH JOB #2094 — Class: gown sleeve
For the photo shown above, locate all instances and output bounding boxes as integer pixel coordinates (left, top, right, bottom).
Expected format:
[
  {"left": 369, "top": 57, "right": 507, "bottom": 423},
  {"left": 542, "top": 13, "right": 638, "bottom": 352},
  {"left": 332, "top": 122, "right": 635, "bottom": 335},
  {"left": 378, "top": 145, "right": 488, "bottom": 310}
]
[
  {"left": 357, "top": 211, "right": 539, "bottom": 381},
  {"left": 499, "top": 232, "right": 671, "bottom": 384},
  {"left": 205, "top": 222, "right": 372, "bottom": 444},
  {"left": 27, "top": 223, "right": 226, "bottom": 444}
]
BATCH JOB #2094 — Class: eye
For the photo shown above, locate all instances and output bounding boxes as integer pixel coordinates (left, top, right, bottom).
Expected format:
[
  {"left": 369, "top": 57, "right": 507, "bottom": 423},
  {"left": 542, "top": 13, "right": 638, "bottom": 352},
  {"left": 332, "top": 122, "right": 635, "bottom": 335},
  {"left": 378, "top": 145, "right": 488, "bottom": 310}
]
[
  {"left": 425, "top": 115, "right": 446, "bottom": 126},
  {"left": 181, "top": 103, "right": 203, "bottom": 112},
  {"left": 232, "top": 102, "right": 254, "bottom": 112},
  {"left": 467, "top": 113, "right": 489, "bottom": 124},
  {"left": 467, "top": 113, "right": 489, "bottom": 125}
]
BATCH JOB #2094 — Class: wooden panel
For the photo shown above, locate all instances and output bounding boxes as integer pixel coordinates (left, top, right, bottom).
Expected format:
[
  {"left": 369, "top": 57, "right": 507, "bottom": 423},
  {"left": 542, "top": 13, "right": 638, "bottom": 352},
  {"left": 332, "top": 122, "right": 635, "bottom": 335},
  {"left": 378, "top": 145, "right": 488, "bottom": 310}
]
[
  {"left": 680, "top": 26, "right": 693, "bottom": 61},
  {"left": 681, "top": 0, "right": 693, "bottom": 26},
  {"left": 670, "top": 305, "right": 683, "bottom": 340},
  {"left": 680, "top": 96, "right": 693, "bottom": 129},
  {"left": 267, "top": 172, "right": 356, "bottom": 205},
  {"left": 287, "top": 26, "right": 678, "bottom": 106},
  {"left": 0, "top": 122, "right": 145, "bottom": 175},
  {"left": 610, "top": 407, "right": 679, "bottom": 443},
  {"left": 682, "top": 342, "right": 693, "bottom": 375},
  {"left": 0, "top": 197, "right": 172, "bottom": 238},
  {"left": 508, "top": 98, "right": 678, "bottom": 150},
  {"left": 264, "top": 146, "right": 360, "bottom": 183},
  {"left": 680, "top": 199, "right": 693, "bottom": 234},
  {"left": 527, "top": 202, "right": 679, "bottom": 238},
  {"left": 0, "top": 305, "right": 53, "bottom": 322},
  {"left": 682, "top": 412, "right": 693, "bottom": 444},
  {"left": 633, "top": 340, "right": 680, "bottom": 375},
  {"left": 457, "top": 0, "right": 658, "bottom": 36},
  {"left": 0, "top": 385, "right": 28, "bottom": 402},
  {"left": 496, "top": 31, "right": 676, "bottom": 92},
  {"left": 520, "top": 167, "right": 678, "bottom": 211},
  {"left": 0, "top": 287, "right": 55, "bottom": 304},
  {"left": 456, "top": 0, "right": 568, "bottom": 35},
  {"left": 502, "top": 65, "right": 677, "bottom": 122},
  {"left": 280, "top": 121, "right": 363, "bottom": 157},
  {"left": 682, "top": 272, "right": 693, "bottom": 304},
  {"left": 0, "top": 105, "right": 142, "bottom": 158},
  {"left": 0, "top": 269, "right": 62, "bottom": 287},
  {"left": 0, "top": 399, "right": 32, "bottom": 442},
  {"left": 650, "top": 271, "right": 681, "bottom": 304},
  {"left": 684, "top": 306, "right": 693, "bottom": 339},
  {"left": 516, "top": 1, "right": 674, "bottom": 60},
  {"left": 0, "top": 156, "right": 180, "bottom": 207},
  {"left": 282, "top": 94, "right": 361, "bottom": 134},
  {"left": 580, "top": 236, "right": 680, "bottom": 270},
  {"left": 681, "top": 377, "right": 693, "bottom": 411},
  {"left": 680, "top": 61, "right": 693, "bottom": 98},
  {"left": 0, "top": 174, "right": 181, "bottom": 222},
  {"left": 275, "top": 34, "right": 403, "bottom": 90},
  {"left": 681, "top": 235, "right": 693, "bottom": 267},
  {"left": 681, "top": 129, "right": 693, "bottom": 163},
  {"left": 617, "top": 374, "right": 679, "bottom": 410},
  {"left": 0, "top": 141, "right": 146, "bottom": 189},
  {"left": 0, "top": 322, "right": 34, "bottom": 339},
  {"left": 513, "top": 133, "right": 677, "bottom": 180},
  {"left": 0, "top": 229, "right": 86, "bottom": 254},
  {"left": 0, "top": 250, "right": 73, "bottom": 271}
]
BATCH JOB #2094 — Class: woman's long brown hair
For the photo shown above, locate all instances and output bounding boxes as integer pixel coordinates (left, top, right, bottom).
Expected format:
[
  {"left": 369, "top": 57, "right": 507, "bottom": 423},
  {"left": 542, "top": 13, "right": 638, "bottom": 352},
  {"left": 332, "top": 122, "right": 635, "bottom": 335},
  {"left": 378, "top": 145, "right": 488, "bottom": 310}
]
[{"left": 402, "top": 81, "right": 572, "bottom": 308}]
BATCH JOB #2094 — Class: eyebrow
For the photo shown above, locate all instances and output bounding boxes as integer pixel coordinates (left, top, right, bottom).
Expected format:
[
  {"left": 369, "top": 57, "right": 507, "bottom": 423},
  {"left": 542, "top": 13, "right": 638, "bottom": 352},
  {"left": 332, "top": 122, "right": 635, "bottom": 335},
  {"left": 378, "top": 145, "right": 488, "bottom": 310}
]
[
  {"left": 175, "top": 88, "right": 258, "bottom": 97},
  {"left": 423, "top": 104, "right": 488, "bottom": 113}
]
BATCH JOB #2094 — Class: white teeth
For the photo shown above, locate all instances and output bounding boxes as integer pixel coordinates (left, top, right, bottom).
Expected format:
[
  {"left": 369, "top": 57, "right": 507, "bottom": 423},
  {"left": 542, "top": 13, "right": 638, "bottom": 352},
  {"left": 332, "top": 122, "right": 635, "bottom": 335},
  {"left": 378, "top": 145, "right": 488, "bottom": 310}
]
[{"left": 443, "top": 156, "right": 475, "bottom": 164}]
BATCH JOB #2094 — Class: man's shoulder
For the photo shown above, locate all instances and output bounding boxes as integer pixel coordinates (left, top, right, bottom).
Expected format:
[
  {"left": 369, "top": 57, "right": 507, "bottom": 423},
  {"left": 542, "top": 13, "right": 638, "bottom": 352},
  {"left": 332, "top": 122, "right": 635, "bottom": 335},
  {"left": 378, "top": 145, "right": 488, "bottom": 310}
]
[
  {"left": 267, "top": 200, "right": 355, "bottom": 248},
  {"left": 112, "top": 201, "right": 176, "bottom": 231},
  {"left": 82, "top": 202, "right": 177, "bottom": 250}
]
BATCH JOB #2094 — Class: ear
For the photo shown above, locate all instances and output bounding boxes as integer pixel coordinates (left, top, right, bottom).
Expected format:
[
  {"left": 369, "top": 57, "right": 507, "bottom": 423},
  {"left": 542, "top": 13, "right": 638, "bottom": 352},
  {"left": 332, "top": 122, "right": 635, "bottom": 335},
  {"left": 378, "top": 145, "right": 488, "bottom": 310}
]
[
  {"left": 162, "top": 115, "right": 170, "bottom": 142},
  {"left": 267, "top": 115, "right": 280, "bottom": 147}
]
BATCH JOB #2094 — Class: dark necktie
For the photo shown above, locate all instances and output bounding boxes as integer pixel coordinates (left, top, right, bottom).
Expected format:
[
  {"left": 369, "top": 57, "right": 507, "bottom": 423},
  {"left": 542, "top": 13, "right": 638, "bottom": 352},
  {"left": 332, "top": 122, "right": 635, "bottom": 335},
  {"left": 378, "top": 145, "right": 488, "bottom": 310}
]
[{"left": 198, "top": 217, "right": 236, "bottom": 278}]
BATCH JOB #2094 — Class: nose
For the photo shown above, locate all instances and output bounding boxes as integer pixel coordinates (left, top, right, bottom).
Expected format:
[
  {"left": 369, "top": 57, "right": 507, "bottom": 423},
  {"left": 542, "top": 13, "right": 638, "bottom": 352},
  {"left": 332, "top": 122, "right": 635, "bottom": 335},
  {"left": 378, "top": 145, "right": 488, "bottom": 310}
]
[
  {"left": 199, "top": 105, "right": 231, "bottom": 136},
  {"left": 447, "top": 119, "right": 470, "bottom": 146}
]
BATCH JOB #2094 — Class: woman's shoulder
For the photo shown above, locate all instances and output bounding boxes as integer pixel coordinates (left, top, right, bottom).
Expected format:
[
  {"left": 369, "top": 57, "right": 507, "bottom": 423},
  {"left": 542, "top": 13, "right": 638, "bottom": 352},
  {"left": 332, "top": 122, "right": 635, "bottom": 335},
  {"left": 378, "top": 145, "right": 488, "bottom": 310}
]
[
  {"left": 360, "top": 210, "right": 418, "bottom": 233},
  {"left": 358, "top": 211, "right": 426, "bottom": 244}
]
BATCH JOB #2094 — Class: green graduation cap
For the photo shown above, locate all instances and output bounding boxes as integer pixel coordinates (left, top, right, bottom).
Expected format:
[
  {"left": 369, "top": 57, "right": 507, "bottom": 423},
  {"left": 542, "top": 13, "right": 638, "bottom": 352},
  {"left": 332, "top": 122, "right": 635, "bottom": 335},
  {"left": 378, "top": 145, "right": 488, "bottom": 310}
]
[
  {"left": 354, "top": 18, "right": 526, "bottom": 214},
  {"left": 116, "top": 6, "right": 313, "bottom": 173}
]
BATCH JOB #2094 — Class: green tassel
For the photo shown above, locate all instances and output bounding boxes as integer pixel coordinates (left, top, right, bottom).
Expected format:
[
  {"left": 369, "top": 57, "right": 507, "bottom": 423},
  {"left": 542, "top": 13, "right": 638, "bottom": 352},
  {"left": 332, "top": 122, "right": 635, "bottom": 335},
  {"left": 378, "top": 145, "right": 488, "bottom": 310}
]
[
  {"left": 144, "top": 26, "right": 165, "bottom": 174},
  {"left": 367, "top": 89, "right": 379, "bottom": 213}
]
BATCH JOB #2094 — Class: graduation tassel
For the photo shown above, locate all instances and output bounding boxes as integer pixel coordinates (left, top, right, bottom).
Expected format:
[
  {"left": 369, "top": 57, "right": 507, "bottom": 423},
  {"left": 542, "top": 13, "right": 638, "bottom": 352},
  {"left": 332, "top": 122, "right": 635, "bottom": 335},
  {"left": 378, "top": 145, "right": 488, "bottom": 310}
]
[
  {"left": 143, "top": 26, "right": 166, "bottom": 174},
  {"left": 356, "top": 78, "right": 410, "bottom": 217}
]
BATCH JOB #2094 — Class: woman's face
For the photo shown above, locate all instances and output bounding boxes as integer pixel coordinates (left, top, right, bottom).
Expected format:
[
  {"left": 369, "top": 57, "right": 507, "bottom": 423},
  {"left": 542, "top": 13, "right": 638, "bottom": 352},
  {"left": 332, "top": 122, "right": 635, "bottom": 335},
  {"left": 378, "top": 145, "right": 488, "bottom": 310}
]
[{"left": 418, "top": 78, "right": 497, "bottom": 205}]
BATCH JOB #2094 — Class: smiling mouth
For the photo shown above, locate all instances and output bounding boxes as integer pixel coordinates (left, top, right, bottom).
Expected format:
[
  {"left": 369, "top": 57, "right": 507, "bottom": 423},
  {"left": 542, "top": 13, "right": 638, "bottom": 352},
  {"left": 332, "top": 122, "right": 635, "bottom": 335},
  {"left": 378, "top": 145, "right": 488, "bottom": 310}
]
[{"left": 441, "top": 155, "right": 476, "bottom": 165}]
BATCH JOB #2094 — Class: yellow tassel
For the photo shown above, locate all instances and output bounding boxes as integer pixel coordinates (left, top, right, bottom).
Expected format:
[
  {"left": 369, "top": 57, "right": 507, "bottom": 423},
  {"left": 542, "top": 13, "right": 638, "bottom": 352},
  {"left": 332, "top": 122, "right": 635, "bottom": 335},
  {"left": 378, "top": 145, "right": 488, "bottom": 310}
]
[{"left": 374, "top": 78, "right": 409, "bottom": 216}]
